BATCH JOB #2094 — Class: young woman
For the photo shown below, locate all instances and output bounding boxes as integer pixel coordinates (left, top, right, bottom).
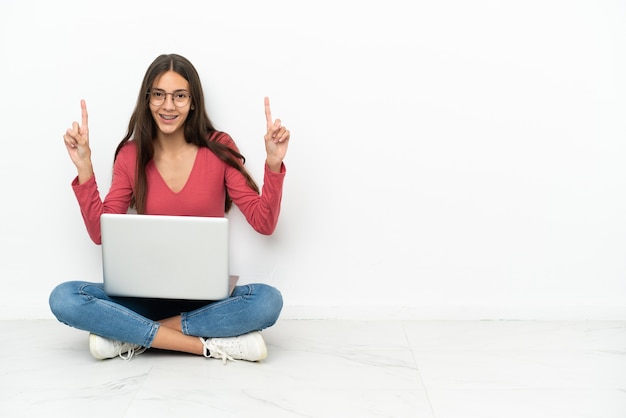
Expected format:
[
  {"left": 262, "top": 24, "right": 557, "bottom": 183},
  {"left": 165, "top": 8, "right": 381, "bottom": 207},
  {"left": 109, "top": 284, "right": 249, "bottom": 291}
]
[{"left": 49, "top": 54, "right": 290, "bottom": 363}]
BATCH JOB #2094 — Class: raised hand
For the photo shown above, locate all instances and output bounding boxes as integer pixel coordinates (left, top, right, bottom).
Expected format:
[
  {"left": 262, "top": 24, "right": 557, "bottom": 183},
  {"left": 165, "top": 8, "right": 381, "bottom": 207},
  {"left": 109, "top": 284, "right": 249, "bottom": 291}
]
[
  {"left": 263, "top": 97, "right": 290, "bottom": 172},
  {"left": 63, "top": 100, "right": 94, "bottom": 183}
]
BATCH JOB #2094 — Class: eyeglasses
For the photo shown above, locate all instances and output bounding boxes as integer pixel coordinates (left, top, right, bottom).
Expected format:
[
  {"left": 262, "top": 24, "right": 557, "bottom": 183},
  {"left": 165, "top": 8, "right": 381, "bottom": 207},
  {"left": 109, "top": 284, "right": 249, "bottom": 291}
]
[{"left": 147, "top": 89, "right": 192, "bottom": 107}]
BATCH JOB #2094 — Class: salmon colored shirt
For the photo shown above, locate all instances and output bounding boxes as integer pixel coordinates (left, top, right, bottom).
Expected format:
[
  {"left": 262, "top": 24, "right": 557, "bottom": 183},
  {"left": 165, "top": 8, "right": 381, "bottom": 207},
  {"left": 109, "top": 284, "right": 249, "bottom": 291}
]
[{"left": 72, "top": 133, "right": 285, "bottom": 244}]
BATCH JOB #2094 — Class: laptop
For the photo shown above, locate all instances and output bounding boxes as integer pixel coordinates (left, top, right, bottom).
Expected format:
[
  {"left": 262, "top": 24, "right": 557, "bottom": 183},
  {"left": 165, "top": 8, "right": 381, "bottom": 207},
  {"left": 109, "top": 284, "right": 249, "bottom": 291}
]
[{"left": 100, "top": 213, "right": 237, "bottom": 300}]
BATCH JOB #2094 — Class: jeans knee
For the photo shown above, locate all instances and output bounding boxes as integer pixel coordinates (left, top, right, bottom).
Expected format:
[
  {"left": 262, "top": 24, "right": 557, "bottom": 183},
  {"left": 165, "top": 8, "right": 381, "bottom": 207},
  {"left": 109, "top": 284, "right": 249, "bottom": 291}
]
[
  {"left": 49, "top": 281, "right": 80, "bottom": 322},
  {"left": 255, "top": 284, "right": 283, "bottom": 326}
]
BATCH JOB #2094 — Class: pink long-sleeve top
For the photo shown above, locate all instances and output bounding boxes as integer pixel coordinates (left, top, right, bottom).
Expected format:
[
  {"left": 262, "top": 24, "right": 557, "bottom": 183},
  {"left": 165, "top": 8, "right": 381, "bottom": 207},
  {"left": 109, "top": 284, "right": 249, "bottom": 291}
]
[{"left": 72, "top": 133, "right": 285, "bottom": 244}]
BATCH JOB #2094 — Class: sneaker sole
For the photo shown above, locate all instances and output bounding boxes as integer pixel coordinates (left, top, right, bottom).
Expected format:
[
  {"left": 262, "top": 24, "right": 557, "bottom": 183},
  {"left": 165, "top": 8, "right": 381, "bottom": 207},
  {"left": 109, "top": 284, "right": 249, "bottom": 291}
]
[
  {"left": 89, "top": 333, "right": 111, "bottom": 360},
  {"left": 248, "top": 331, "right": 268, "bottom": 361}
]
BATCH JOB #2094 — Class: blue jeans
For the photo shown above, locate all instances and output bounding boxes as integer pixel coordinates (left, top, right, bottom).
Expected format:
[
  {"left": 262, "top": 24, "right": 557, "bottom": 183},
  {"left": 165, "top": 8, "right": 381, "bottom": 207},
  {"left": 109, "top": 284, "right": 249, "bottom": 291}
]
[{"left": 49, "top": 281, "right": 283, "bottom": 348}]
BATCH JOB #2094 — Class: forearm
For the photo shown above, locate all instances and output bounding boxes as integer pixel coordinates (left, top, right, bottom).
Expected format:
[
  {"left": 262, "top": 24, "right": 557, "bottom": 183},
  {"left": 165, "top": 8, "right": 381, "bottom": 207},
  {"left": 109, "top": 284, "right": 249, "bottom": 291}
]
[
  {"left": 76, "top": 163, "right": 95, "bottom": 185},
  {"left": 265, "top": 157, "right": 283, "bottom": 173}
]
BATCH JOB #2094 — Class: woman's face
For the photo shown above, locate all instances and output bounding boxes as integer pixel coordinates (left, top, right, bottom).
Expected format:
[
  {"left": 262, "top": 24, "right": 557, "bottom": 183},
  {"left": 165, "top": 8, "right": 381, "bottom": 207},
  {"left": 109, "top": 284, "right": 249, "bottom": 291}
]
[{"left": 148, "top": 70, "right": 192, "bottom": 138}]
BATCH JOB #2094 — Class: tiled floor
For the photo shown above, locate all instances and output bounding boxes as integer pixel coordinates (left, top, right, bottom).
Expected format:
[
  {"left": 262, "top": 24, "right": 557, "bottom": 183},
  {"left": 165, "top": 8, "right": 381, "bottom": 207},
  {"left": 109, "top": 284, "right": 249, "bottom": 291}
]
[{"left": 1, "top": 319, "right": 625, "bottom": 417}]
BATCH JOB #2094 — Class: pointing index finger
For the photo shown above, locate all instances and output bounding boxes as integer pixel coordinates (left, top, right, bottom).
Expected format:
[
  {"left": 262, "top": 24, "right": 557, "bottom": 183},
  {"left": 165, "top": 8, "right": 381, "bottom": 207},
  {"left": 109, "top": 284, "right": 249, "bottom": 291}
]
[
  {"left": 80, "top": 99, "right": 89, "bottom": 131},
  {"left": 264, "top": 96, "right": 272, "bottom": 130}
]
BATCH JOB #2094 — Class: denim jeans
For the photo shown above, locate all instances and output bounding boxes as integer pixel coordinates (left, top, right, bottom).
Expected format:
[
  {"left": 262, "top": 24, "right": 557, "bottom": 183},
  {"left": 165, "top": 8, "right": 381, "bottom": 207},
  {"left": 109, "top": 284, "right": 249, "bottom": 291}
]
[{"left": 49, "top": 281, "right": 283, "bottom": 348}]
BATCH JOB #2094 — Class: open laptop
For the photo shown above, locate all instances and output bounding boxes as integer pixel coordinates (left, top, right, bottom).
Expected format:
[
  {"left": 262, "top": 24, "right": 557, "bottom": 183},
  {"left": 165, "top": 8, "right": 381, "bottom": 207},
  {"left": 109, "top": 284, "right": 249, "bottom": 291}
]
[{"left": 100, "top": 213, "right": 237, "bottom": 300}]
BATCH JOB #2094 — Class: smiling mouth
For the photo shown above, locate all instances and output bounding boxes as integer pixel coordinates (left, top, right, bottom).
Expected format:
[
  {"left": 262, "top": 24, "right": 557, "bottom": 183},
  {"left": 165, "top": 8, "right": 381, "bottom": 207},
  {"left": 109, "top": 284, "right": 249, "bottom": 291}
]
[{"left": 160, "top": 114, "right": 178, "bottom": 120}]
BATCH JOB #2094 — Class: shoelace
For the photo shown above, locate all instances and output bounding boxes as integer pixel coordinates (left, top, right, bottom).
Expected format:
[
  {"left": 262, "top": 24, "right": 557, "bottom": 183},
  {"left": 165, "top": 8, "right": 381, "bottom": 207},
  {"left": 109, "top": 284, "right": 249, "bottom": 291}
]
[
  {"left": 199, "top": 337, "right": 237, "bottom": 365},
  {"left": 118, "top": 343, "right": 147, "bottom": 360}
]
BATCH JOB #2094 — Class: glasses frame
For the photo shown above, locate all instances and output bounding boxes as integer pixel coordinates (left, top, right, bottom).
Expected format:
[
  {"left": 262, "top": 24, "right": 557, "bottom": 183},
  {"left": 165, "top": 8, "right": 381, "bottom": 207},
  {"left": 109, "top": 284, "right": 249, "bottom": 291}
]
[{"left": 147, "top": 88, "right": 192, "bottom": 108}]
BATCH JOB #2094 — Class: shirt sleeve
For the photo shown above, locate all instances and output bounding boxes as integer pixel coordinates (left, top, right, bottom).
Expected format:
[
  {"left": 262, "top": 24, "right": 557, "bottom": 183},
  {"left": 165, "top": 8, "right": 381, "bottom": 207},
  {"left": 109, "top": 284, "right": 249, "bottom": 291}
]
[
  {"left": 226, "top": 162, "right": 286, "bottom": 235},
  {"left": 71, "top": 144, "right": 135, "bottom": 244},
  {"left": 213, "top": 131, "right": 287, "bottom": 235}
]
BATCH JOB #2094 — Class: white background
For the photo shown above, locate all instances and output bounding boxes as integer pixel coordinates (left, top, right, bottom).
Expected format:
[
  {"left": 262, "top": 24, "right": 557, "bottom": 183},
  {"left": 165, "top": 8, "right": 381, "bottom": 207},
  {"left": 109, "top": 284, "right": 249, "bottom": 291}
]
[{"left": 1, "top": 0, "right": 624, "bottom": 320}]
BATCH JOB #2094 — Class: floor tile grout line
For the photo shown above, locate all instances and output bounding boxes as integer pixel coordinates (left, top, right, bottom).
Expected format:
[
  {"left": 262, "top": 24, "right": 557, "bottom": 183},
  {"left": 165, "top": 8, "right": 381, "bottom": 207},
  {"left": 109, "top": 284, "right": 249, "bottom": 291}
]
[{"left": 401, "top": 320, "right": 438, "bottom": 418}]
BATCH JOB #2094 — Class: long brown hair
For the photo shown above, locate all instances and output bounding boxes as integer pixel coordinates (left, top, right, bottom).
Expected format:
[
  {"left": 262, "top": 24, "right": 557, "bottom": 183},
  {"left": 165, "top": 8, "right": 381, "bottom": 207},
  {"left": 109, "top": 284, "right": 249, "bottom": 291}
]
[{"left": 113, "top": 54, "right": 259, "bottom": 214}]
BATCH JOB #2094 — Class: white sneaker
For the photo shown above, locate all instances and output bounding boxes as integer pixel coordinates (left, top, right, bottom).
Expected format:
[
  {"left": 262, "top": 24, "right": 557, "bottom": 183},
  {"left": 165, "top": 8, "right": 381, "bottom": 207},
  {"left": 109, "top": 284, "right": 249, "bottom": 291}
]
[
  {"left": 89, "top": 333, "right": 147, "bottom": 360},
  {"left": 199, "top": 331, "right": 267, "bottom": 364}
]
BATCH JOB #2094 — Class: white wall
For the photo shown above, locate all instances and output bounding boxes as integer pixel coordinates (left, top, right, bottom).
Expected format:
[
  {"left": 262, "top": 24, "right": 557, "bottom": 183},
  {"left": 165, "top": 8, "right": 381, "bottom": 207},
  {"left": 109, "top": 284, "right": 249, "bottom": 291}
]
[{"left": 1, "top": 0, "right": 624, "bottom": 320}]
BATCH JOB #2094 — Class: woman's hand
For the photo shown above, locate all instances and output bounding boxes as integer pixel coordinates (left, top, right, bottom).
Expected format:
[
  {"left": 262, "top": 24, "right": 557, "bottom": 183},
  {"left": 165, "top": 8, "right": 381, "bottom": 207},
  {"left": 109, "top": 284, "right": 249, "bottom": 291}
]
[
  {"left": 263, "top": 97, "right": 290, "bottom": 172},
  {"left": 63, "top": 100, "right": 94, "bottom": 183}
]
